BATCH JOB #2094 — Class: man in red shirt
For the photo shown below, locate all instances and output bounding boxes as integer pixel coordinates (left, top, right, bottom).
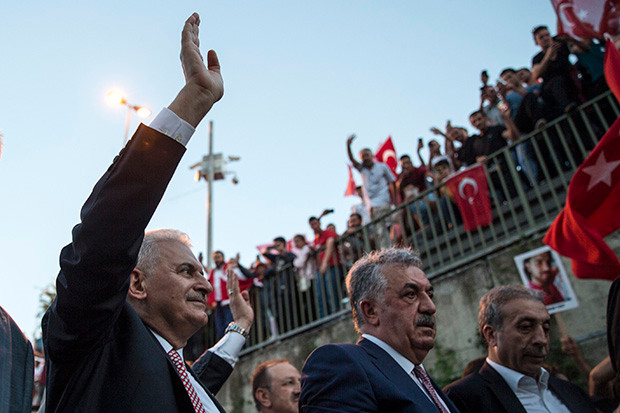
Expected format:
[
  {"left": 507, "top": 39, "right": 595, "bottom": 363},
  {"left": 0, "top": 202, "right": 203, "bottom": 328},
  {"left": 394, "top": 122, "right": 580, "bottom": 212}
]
[
  {"left": 207, "top": 251, "right": 256, "bottom": 338},
  {"left": 396, "top": 154, "right": 434, "bottom": 227},
  {"left": 395, "top": 155, "right": 428, "bottom": 202},
  {"left": 309, "top": 217, "right": 342, "bottom": 317},
  {"left": 524, "top": 251, "right": 565, "bottom": 305}
]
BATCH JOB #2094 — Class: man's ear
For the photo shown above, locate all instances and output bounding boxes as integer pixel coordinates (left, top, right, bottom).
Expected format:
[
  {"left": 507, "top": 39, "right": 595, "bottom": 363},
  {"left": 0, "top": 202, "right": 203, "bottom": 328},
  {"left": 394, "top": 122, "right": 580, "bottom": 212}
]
[
  {"left": 360, "top": 299, "right": 380, "bottom": 326},
  {"left": 128, "top": 269, "right": 148, "bottom": 300},
  {"left": 482, "top": 324, "right": 498, "bottom": 347},
  {"left": 254, "top": 388, "right": 272, "bottom": 409}
]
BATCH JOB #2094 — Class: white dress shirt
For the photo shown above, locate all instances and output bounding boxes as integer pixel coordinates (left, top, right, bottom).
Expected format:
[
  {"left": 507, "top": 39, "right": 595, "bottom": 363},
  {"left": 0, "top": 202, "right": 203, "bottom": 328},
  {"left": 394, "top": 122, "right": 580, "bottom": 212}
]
[
  {"left": 486, "top": 358, "right": 571, "bottom": 413},
  {"left": 362, "top": 334, "right": 451, "bottom": 412},
  {"left": 149, "top": 107, "right": 196, "bottom": 146}
]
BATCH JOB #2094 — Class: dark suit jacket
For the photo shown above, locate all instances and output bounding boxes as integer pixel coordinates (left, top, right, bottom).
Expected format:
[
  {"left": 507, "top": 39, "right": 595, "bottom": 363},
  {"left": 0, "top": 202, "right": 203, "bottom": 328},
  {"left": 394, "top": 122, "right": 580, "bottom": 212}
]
[
  {"left": 42, "top": 125, "right": 232, "bottom": 412},
  {"left": 444, "top": 361, "right": 597, "bottom": 413},
  {"left": 0, "top": 306, "right": 34, "bottom": 413},
  {"left": 607, "top": 278, "right": 620, "bottom": 384},
  {"left": 300, "top": 337, "right": 459, "bottom": 412}
]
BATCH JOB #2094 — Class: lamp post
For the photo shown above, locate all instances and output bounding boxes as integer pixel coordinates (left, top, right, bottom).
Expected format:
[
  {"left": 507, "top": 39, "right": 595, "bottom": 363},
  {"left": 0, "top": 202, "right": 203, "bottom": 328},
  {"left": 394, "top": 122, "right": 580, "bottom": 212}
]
[
  {"left": 189, "top": 121, "right": 240, "bottom": 270},
  {"left": 106, "top": 91, "right": 151, "bottom": 145}
]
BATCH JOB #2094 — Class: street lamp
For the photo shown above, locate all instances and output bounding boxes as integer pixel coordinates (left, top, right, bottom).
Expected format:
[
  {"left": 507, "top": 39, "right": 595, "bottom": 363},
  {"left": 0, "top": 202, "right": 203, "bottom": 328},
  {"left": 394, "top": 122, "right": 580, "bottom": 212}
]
[
  {"left": 106, "top": 91, "right": 152, "bottom": 145},
  {"left": 189, "top": 121, "right": 240, "bottom": 270}
]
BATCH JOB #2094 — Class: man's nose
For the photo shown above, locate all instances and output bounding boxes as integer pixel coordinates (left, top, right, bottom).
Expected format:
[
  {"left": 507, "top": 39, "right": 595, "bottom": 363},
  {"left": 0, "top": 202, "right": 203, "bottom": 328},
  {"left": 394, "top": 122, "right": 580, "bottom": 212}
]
[
  {"left": 420, "top": 292, "right": 436, "bottom": 315},
  {"left": 532, "top": 324, "right": 548, "bottom": 346},
  {"left": 198, "top": 275, "right": 213, "bottom": 295}
]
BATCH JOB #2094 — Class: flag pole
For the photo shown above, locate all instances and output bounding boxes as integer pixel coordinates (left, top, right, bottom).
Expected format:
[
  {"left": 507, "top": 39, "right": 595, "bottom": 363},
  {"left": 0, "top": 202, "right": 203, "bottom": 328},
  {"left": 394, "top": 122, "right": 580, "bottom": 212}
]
[{"left": 206, "top": 121, "right": 214, "bottom": 270}]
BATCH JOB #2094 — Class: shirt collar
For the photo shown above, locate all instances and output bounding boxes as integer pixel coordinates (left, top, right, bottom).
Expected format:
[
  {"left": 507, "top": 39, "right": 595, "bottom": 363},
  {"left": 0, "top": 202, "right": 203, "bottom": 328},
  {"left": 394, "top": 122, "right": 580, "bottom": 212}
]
[
  {"left": 362, "top": 334, "right": 425, "bottom": 375},
  {"left": 486, "top": 358, "right": 549, "bottom": 392},
  {"left": 150, "top": 328, "right": 185, "bottom": 362}
]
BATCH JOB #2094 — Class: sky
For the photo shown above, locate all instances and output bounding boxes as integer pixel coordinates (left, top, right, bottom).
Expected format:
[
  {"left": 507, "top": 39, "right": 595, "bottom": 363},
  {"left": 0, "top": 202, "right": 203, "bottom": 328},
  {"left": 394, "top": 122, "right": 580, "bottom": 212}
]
[{"left": 0, "top": 1, "right": 558, "bottom": 338}]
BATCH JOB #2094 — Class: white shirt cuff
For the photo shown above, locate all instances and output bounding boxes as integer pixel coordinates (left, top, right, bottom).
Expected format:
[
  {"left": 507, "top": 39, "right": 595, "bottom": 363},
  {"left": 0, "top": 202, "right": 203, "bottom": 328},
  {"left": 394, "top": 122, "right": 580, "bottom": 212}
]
[
  {"left": 210, "top": 331, "right": 246, "bottom": 367},
  {"left": 149, "top": 107, "right": 195, "bottom": 146}
]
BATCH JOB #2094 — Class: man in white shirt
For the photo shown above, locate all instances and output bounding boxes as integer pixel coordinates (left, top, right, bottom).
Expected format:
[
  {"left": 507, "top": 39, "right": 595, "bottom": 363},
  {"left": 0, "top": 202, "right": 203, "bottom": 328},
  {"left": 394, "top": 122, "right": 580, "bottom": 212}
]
[
  {"left": 444, "top": 285, "right": 596, "bottom": 412},
  {"left": 300, "top": 248, "right": 458, "bottom": 412},
  {"left": 346, "top": 135, "right": 396, "bottom": 249},
  {"left": 42, "top": 13, "right": 253, "bottom": 412}
]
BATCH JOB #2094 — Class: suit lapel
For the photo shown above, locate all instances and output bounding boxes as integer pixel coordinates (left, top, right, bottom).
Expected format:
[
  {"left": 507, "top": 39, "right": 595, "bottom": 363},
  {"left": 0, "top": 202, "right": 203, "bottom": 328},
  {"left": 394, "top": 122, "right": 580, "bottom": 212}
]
[
  {"left": 186, "top": 363, "right": 226, "bottom": 413},
  {"left": 479, "top": 363, "right": 527, "bottom": 413},
  {"left": 548, "top": 376, "right": 587, "bottom": 412},
  {"left": 427, "top": 374, "right": 459, "bottom": 413},
  {"left": 358, "top": 338, "right": 445, "bottom": 412},
  {"left": 146, "top": 328, "right": 225, "bottom": 413}
]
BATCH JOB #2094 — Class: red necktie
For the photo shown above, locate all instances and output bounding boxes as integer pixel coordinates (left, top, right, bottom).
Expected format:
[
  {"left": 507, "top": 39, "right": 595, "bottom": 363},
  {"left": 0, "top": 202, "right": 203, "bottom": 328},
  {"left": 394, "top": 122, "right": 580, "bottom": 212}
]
[
  {"left": 168, "top": 349, "right": 207, "bottom": 413},
  {"left": 413, "top": 365, "right": 450, "bottom": 413}
]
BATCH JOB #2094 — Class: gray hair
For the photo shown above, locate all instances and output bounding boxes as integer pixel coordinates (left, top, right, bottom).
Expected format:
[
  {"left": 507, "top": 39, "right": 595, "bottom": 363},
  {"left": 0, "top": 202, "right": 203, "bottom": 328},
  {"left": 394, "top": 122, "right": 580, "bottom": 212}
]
[
  {"left": 136, "top": 229, "right": 192, "bottom": 275},
  {"left": 346, "top": 248, "right": 422, "bottom": 334},
  {"left": 478, "top": 285, "right": 541, "bottom": 344}
]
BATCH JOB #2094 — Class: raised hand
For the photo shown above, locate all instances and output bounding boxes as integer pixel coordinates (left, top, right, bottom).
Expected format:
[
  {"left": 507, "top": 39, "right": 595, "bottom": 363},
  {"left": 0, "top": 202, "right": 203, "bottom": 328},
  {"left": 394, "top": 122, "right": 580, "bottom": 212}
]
[
  {"left": 499, "top": 104, "right": 512, "bottom": 119},
  {"left": 560, "top": 336, "right": 579, "bottom": 356},
  {"left": 168, "top": 13, "right": 224, "bottom": 128},
  {"left": 226, "top": 267, "right": 254, "bottom": 331}
]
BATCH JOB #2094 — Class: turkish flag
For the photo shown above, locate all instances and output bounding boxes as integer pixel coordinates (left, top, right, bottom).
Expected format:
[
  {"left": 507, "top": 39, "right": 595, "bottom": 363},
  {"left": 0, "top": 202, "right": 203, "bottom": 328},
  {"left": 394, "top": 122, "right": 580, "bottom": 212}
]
[
  {"left": 445, "top": 164, "right": 492, "bottom": 231},
  {"left": 256, "top": 243, "right": 278, "bottom": 256},
  {"left": 543, "top": 40, "right": 620, "bottom": 280},
  {"left": 375, "top": 136, "right": 398, "bottom": 176},
  {"left": 345, "top": 164, "right": 357, "bottom": 197},
  {"left": 551, "top": 0, "right": 620, "bottom": 38}
]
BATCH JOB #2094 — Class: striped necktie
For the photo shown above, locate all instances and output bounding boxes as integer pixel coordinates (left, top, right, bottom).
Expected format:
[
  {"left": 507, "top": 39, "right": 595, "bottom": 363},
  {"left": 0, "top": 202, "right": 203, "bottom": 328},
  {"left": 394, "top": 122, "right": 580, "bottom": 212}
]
[{"left": 168, "top": 349, "right": 207, "bottom": 413}]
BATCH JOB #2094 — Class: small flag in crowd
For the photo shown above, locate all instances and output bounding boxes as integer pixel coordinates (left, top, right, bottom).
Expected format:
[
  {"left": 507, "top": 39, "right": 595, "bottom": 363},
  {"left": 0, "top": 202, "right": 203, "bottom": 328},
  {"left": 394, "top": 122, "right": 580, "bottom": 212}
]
[
  {"left": 375, "top": 136, "right": 398, "bottom": 176},
  {"left": 445, "top": 164, "right": 493, "bottom": 231},
  {"left": 543, "top": 39, "right": 620, "bottom": 280},
  {"left": 345, "top": 164, "right": 357, "bottom": 197},
  {"left": 551, "top": 0, "right": 620, "bottom": 39}
]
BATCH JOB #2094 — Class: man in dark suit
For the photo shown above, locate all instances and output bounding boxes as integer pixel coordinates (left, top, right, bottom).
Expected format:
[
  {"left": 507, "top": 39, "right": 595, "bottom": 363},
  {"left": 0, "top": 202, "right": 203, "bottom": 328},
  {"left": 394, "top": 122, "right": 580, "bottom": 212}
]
[
  {"left": 0, "top": 306, "right": 34, "bottom": 413},
  {"left": 42, "top": 13, "right": 254, "bottom": 412},
  {"left": 444, "top": 285, "right": 596, "bottom": 412},
  {"left": 300, "top": 249, "right": 458, "bottom": 412}
]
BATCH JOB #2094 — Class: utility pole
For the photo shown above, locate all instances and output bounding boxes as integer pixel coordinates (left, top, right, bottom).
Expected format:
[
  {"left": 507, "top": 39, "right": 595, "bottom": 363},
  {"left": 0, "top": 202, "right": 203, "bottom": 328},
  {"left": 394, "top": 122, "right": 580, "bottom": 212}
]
[
  {"left": 189, "top": 121, "right": 240, "bottom": 270},
  {"left": 206, "top": 121, "right": 214, "bottom": 270}
]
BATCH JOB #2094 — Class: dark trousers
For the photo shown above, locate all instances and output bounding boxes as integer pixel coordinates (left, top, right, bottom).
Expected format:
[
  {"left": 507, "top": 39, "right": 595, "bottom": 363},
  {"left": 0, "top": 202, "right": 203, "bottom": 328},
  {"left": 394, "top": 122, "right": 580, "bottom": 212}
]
[
  {"left": 541, "top": 75, "right": 578, "bottom": 116},
  {"left": 214, "top": 302, "right": 233, "bottom": 340},
  {"left": 514, "top": 93, "right": 546, "bottom": 134}
]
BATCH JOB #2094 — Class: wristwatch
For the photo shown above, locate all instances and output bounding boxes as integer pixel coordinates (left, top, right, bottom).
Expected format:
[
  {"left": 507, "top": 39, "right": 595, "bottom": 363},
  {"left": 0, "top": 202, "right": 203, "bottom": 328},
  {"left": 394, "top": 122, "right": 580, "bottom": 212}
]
[{"left": 225, "top": 322, "right": 249, "bottom": 338}]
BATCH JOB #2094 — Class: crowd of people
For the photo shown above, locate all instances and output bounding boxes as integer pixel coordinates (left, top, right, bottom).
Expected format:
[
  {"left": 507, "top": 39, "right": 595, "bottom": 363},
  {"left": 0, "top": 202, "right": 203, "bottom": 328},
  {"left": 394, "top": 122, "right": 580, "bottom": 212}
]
[
  {"left": 208, "top": 24, "right": 615, "bottom": 344},
  {"left": 1, "top": 13, "right": 619, "bottom": 413}
]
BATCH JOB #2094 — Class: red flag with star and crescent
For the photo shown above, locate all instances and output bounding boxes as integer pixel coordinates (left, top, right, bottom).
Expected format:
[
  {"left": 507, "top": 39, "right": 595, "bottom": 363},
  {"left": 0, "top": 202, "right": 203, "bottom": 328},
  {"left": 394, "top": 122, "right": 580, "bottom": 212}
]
[
  {"left": 375, "top": 136, "right": 398, "bottom": 177},
  {"left": 543, "top": 40, "right": 620, "bottom": 280},
  {"left": 551, "top": 0, "right": 620, "bottom": 39},
  {"left": 445, "top": 164, "right": 493, "bottom": 231}
]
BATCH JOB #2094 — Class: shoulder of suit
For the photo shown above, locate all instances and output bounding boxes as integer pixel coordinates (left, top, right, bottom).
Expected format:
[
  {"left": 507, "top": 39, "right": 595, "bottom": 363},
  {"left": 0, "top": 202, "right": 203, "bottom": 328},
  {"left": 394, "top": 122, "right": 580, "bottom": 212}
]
[
  {"left": 444, "top": 371, "right": 485, "bottom": 393},
  {"left": 306, "top": 343, "right": 363, "bottom": 361}
]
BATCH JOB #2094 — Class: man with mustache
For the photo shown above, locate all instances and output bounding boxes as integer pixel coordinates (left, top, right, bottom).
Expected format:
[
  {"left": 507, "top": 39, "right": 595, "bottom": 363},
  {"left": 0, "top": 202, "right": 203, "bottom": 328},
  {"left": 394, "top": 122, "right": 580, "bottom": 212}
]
[
  {"left": 300, "top": 249, "right": 458, "bottom": 412},
  {"left": 42, "top": 13, "right": 253, "bottom": 412},
  {"left": 444, "top": 285, "right": 596, "bottom": 412},
  {"left": 252, "top": 359, "right": 301, "bottom": 413}
]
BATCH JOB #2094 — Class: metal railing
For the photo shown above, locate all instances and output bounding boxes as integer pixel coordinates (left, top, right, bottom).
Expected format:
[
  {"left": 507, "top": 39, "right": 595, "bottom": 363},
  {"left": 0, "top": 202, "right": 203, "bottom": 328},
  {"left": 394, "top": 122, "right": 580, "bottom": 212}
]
[{"left": 186, "top": 91, "right": 618, "bottom": 359}]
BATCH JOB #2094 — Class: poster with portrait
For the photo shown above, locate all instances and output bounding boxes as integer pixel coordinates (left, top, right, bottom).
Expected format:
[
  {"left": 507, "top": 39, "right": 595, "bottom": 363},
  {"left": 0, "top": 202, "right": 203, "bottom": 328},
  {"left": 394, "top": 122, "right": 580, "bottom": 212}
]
[{"left": 513, "top": 246, "right": 578, "bottom": 314}]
